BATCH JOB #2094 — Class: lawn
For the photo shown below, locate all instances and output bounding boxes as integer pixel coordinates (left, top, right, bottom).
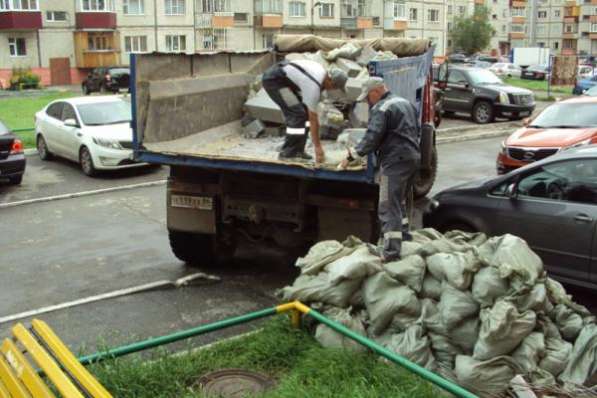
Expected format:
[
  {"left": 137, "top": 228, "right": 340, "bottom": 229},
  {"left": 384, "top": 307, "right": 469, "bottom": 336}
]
[
  {"left": 0, "top": 91, "right": 77, "bottom": 148},
  {"left": 90, "top": 317, "right": 436, "bottom": 398},
  {"left": 502, "top": 77, "right": 572, "bottom": 95}
]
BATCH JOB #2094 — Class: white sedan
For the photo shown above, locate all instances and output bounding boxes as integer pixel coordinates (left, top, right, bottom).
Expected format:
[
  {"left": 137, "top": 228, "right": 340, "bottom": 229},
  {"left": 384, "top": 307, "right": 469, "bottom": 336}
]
[
  {"left": 489, "top": 63, "right": 522, "bottom": 78},
  {"left": 35, "top": 96, "right": 146, "bottom": 176}
]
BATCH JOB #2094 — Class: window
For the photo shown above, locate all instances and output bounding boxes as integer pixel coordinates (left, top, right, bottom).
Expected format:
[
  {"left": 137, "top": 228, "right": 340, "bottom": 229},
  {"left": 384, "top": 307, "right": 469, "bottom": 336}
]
[
  {"left": 502, "top": 9, "right": 507, "bottom": 17},
  {"left": 88, "top": 34, "right": 111, "bottom": 50},
  {"left": 61, "top": 104, "right": 78, "bottom": 123},
  {"left": 165, "top": 0, "right": 184, "bottom": 15},
  {"left": 538, "top": 10, "right": 547, "bottom": 18},
  {"left": 4, "top": 0, "right": 38, "bottom": 10},
  {"left": 199, "top": 28, "right": 226, "bottom": 50},
  {"left": 123, "top": 0, "right": 144, "bottom": 14},
  {"left": 165, "top": 34, "right": 186, "bottom": 52},
  {"left": 554, "top": 41, "right": 559, "bottom": 49},
  {"left": 8, "top": 37, "right": 26, "bottom": 57},
  {"left": 554, "top": 9, "right": 561, "bottom": 17},
  {"left": 393, "top": 1, "right": 405, "bottom": 19},
  {"left": 234, "top": 12, "right": 247, "bottom": 23},
  {"left": 319, "top": 2, "right": 334, "bottom": 18},
  {"left": 46, "top": 102, "right": 64, "bottom": 120},
  {"left": 427, "top": 8, "right": 439, "bottom": 22},
  {"left": 201, "top": 0, "right": 228, "bottom": 13},
  {"left": 511, "top": 7, "right": 525, "bottom": 17},
  {"left": 537, "top": 24, "right": 546, "bottom": 35},
  {"left": 592, "top": 22, "right": 597, "bottom": 32},
  {"left": 447, "top": 70, "right": 467, "bottom": 85},
  {"left": 511, "top": 24, "right": 525, "bottom": 32},
  {"left": 81, "top": 0, "right": 112, "bottom": 11},
  {"left": 409, "top": 7, "right": 417, "bottom": 21},
  {"left": 124, "top": 35, "right": 147, "bottom": 52},
  {"left": 492, "top": 13, "right": 497, "bottom": 20},
  {"left": 46, "top": 11, "right": 68, "bottom": 21},
  {"left": 372, "top": 16, "right": 380, "bottom": 25},
  {"left": 502, "top": 24, "right": 506, "bottom": 32},
  {"left": 447, "top": 22, "right": 452, "bottom": 31},
  {"left": 289, "top": 1, "right": 305, "bottom": 17},
  {"left": 255, "top": 0, "right": 282, "bottom": 14},
  {"left": 262, "top": 32, "right": 274, "bottom": 49},
  {"left": 564, "top": 23, "right": 576, "bottom": 33},
  {"left": 516, "top": 160, "right": 597, "bottom": 205},
  {"left": 458, "top": 5, "right": 465, "bottom": 15},
  {"left": 447, "top": 5, "right": 452, "bottom": 14}
]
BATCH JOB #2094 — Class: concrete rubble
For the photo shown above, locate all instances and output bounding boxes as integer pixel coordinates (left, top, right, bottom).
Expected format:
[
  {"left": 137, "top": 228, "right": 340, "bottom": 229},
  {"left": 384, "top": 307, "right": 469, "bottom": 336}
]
[{"left": 242, "top": 42, "right": 399, "bottom": 148}]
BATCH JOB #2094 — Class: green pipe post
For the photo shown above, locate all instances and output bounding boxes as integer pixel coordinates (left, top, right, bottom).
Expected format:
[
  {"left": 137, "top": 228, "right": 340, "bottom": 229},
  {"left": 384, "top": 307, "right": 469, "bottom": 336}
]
[
  {"left": 78, "top": 307, "right": 277, "bottom": 365},
  {"left": 307, "top": 309, "right": 478, "bottom": 398},
  {"left": 12, "top": 128, "right": 34, "bottom": 133}
]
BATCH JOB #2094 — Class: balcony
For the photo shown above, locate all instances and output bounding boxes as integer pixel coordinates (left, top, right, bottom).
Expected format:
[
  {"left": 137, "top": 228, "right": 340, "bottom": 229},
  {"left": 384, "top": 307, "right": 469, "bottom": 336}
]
[
  {"left": 254, "top": 14, "right": 282, "bottom": 28},
  {"left": 196, "top": 12, "right": 234, "bottom": 28},
  {"left": 475, "top": 0, "right": 484, "bottom": 4},
  {"left": 562, "top": 47, "right": 577, "bottom": 55},
  {"left": 509, "top": 32, "right": 526, "bottom": 39},
  {"left": 341, "top": 16, "right": 373, "bottom": 29},
  {"left": 591, "top": 32, "right": 597, "bottom": 39},
  {"left": 76, "top": 12, "right": 116, "bottom": 30},
  {"left": 384, "top": 18, "right": 407, "bottom": 30},
  {"left": 74, "top": 31, "right": 120, "bottom": 68},
  {"left": 511, "top": 1, "right": 526, "bottom": 7},
  {"left": 591, "top": 15, "right": 597, "bottom": 22},
  {"left": 512, "top": 16, "right": 526, "bottom": 24},
  {"left": 0, "top": 11, "right": 42, "bottom": 30},
  {"left": 564, "top": 15, "right": 579, "bottom": 22},
  {"left": 563, "top": 30, "right": 579, "bottom": 38}
]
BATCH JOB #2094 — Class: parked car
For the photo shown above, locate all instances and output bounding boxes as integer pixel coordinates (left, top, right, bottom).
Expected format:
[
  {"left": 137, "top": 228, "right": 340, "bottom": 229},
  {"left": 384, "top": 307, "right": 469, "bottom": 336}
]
[
  {"left": 496, "top": 96, "right": 597, "bottom": 174},
  {"left": 573, "top": 75, "right": 597, "bottom": 95},
  {"left": 448, "top": 53, "right": 468, "bottom": 63},
  {"left": 472, "top": 61, "right": 492, "bottom": 69},
  {"left": 584, "top": 85, "right": 597, "bottom": 96},
  {"left": 442, "top": 66, "right": 535, "bottom": 124},
  {"left": 578, "top": 65, "right": 596, "bottom": 79},
  {"left": 82, "top": 67, "right": 130, "bottom": 95},
  {"left": 489, "top": 63, "right": 522, "bottom": 78},
  {"left": 35, "top": 96, "right": 146, "bottom": 176},
  {"left": 424, "top": 145, "right": 597, "bottom": 288},
  {"left": 521, "top": 64, "right": 550, "bottom": 80},
  {"left": 0, "top": 120, "right": 25, "bottom": 185}
]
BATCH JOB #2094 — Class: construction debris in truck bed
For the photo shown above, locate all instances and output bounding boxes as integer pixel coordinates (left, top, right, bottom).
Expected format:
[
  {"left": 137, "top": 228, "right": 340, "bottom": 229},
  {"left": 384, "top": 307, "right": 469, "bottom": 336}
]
[{"left": 143, "top": 120, "right": 365, "bottom": 171}]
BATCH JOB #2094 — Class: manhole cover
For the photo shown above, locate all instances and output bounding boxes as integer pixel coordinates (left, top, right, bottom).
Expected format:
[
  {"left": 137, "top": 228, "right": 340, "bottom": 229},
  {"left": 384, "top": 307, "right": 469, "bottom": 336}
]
[{"left": 197, "top": 369, "right": 275, "bottom": 397}]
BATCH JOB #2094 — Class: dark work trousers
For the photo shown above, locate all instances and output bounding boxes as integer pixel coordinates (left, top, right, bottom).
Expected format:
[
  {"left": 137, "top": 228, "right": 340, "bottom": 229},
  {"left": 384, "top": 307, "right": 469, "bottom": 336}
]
[
  {"left": 377, "top": 158, "right": 419, "bottom": 261},
  {"left": 262, "top": 65, "right": 309, "bottom": 157}
]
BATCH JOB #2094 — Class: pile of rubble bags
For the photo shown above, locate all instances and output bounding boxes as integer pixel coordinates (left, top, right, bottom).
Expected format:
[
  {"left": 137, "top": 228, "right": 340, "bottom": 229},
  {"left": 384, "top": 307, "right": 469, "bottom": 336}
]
[
  {"left": 243, "top": 41, "right": 402, "bottom": 141},
  {"left": 277, "top": 230, "right": 597, "bottom": 397}
]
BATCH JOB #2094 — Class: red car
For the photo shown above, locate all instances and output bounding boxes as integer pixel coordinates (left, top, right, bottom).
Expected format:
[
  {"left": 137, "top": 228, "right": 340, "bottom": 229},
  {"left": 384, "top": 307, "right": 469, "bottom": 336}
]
[{"left": 497, "top": 96, "right": 597, "bottom": 174}]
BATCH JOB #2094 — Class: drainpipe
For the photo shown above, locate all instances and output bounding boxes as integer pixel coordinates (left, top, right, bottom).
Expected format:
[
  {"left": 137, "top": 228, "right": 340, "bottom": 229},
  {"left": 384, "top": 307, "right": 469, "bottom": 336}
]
[
  {"left": 36, "top": 30, "right": 42, "bottom": 68},
  {"left": 154, "top": 0, "right": 158, "bottom": 51}
]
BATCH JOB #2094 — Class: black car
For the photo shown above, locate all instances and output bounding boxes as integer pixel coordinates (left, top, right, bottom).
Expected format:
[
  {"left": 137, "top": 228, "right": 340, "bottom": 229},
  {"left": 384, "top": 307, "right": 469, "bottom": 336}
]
[
  {"left": 442, "top": 66, "right": 535, "bottom": 124},
  {"left": 0, "top": 120, "right": 26, "bottom": 185},
  {"left": 82, "top": 67, "right": 130, "bottom": 95},
  {"left": 424, "top": 145, "right": 597, "bottom": 289},
  {"left": 521, "top": 65, "right": 550, "bottom": 81}
]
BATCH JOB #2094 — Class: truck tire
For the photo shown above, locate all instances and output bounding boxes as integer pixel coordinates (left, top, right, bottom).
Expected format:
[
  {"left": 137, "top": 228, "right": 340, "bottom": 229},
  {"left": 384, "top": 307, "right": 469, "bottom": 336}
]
[
  {"left": 169, "top": 230, "right": 216, "bottom": 267},
  {"left": 413, "top": 146, "right": 438, "bottom": 199},
  {"left": 472, "top": 100, "right": 494, "bottom": 124}
]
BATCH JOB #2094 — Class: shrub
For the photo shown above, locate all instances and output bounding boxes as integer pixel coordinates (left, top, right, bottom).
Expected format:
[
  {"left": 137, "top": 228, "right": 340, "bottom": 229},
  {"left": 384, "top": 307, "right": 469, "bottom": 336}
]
[{"left": 9, "top": 68, "right": 41, "bottom": 90}]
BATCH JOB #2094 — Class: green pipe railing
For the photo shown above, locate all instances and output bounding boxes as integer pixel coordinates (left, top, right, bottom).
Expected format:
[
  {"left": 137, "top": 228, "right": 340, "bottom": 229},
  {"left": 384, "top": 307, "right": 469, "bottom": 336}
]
[
  {"left": 77, "top": 302, "right": 478, "bottom": 398},
  {"left": 11, "top": 127, "right": 35, "bottom": 133}
]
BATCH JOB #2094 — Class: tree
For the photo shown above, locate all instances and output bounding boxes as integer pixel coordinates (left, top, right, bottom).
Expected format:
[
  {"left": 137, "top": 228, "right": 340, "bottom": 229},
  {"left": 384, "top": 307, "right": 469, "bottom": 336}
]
[{"left": 450, "top": 6, "right": 494, "bottom": 55}]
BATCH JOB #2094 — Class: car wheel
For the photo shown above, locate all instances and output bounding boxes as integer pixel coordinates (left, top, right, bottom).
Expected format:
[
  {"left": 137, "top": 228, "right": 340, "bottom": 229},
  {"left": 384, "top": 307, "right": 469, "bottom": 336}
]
[
  {"left": 472, "top": 101, "right": 494, "bottom": 124},
  {"left": 8, "top": 175, "right": 23, "bottom": 185},
  {"left": 37, "top": 135, "right": 53, "bottom": 161},
  {"left": 169, "top": 230, "right": 217, "bottom": 267},
  {"left": 79, "top": 146, "right": 97, "bottom": 177}
]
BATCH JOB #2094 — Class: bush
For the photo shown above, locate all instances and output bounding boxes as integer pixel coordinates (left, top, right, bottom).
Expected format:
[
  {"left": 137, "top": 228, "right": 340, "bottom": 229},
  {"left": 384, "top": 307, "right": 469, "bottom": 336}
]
[{"left": 9, "top": 68, "right": 41, "bottom": 90}]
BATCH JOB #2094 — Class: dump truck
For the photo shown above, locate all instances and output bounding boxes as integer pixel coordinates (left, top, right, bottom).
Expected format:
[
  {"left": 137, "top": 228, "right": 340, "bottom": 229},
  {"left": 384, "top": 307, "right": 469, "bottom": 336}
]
[{"left": 131, "top": 35, "right": 439, "bottom": 266}]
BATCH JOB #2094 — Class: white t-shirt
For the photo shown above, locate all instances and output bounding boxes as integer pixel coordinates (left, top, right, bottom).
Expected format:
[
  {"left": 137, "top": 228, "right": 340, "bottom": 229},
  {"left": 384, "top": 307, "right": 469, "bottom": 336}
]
[{"left": 282, "top": 60, "right": 326, "bottom": 113}]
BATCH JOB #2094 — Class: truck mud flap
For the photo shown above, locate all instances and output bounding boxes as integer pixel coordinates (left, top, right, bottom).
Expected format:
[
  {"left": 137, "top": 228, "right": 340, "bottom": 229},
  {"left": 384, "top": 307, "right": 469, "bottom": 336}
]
[{"left": 420, "top": 123, "right": 435, "bottom": 171}]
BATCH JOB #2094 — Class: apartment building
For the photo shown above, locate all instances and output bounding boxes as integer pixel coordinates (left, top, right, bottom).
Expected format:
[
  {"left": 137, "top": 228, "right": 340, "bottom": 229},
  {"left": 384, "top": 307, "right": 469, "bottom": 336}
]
[{"left": 0, "top": 0, "right": 457, "bottom": 87}]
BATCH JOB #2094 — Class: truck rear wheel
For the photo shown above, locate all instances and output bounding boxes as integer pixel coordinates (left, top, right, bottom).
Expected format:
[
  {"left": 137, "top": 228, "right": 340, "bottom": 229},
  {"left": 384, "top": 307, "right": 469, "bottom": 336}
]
[
  {"left": 169, "top": 230, "right": 216, "bottom": 267},
  {"left": 413, "top": 147, "right": 438, "bottom": 199}
]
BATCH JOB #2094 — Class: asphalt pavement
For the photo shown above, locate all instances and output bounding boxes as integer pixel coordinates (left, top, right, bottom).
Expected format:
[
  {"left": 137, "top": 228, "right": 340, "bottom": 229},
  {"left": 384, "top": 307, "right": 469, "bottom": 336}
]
[{"left": 1, "top": 129, "right": 592, "bottom": 356}]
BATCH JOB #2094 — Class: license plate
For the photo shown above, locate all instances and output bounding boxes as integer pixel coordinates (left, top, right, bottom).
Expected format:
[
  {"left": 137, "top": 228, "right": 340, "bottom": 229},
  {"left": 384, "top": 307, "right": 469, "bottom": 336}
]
[
  {"left": 171, "top": 195, "right": 213, "bottom": 210},
  {"left": 520, "top": 111, "right": 530, "bottom": 116}
]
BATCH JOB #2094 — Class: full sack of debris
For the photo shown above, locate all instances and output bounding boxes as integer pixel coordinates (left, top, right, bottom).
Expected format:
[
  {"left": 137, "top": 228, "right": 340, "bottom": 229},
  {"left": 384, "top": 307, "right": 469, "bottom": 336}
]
[{"left": 277, "top": 229, "right": 597, "bottom": 397}]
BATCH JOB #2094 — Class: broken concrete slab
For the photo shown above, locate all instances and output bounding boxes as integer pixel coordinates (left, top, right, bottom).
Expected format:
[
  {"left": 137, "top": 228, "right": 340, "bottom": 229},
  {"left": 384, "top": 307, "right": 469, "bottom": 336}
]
[
  {"left": 356, "top": 45, "right": 378, "bottom": 67},
  {"left": 244, "top": 88, "right": 285, "bottom": 124},
  {"left": 337, "top": 128, "right": 367, "bottom": 148},
  {"left": 243, "top": 119, "right": 266, "bottom": 139},
  {"left": 349, "top": 102, "right": 369, "bottom": 128},
  {"left": 318, "top": 101, "right": 344, "bottom": 129},
  {"left": 345, "top": 77, "right": 367, "bottom": 101},
  {"left": 335, "top": 58, "right": 364, "bottom": 78}
]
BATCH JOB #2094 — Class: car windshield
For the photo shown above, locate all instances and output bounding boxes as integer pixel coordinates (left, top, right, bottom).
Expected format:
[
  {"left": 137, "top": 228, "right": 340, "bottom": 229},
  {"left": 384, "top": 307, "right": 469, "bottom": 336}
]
[
  {"left": 108, "top": 68, "right": 129, "bottom": 76},
  {"left": 77, "top": 100, "right": 131, "bottom": 126},
  {"left": 468, "top": 69, "right": 503, "bottom": 85},
  {"left": 530, "top": 102, "right": 597, "bottom": 128}
]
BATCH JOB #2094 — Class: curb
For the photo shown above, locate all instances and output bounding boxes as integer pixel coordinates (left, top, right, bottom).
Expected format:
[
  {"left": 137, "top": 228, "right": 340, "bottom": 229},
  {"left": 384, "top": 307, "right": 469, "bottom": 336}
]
[
  {"left": 437, "top": 121, "right": 521, "bottom": 135},
  {"left": 438, "top": 128, "right": 512, "bottom": 144},
  {"left": 24, "top": 148, "right": 37, "bottom": 156}
]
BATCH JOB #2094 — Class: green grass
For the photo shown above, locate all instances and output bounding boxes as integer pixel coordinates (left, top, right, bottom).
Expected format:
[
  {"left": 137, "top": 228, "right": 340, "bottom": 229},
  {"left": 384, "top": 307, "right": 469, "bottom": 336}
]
[
  {"left": 90, "top": 317, "right": 436, "bottom": 398},
  {"left": 502, "top": 77, "right": 572, "bottom": 95},
  {"left": 0, "top": 92, "right": 77, "bottom": 148}
]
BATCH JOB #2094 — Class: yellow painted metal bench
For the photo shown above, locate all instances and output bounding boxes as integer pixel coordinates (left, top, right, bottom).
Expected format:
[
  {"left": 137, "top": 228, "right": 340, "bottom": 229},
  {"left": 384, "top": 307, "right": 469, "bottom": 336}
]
[{"left": 0, "top": 319, "right": 112, "bottom": 398}]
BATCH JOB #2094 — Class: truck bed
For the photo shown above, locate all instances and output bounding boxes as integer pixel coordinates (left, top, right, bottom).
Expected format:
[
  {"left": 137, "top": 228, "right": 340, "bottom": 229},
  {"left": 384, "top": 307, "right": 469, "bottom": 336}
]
[{"left": 144, "top": 120, "right": 364, "bottom": 172}]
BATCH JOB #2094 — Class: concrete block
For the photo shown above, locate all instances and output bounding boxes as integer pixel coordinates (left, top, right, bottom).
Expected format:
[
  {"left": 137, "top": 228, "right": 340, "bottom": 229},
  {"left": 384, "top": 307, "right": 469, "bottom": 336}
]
[
  {"left": 244, "top": 88, "right": 285, "bottom": 124},
  {"left": 243, "top": 119, "right": 266, "bottom": 139},
  {"left": 318, "top": 101, "right": 344, "bottom": 129},
  {"left": 345, "top": 77, "right": 367, "bottom": 101},
  {"left": 349, "top": 102, "right": 369, "bottom": 128},
  {"left": 337, "top": 128, "right": 367, "bottom": 148},
  {"left": 356, "top": 46, "right": 378, "bottom": 67},
  {"left": 335, "top": 58, "right": 365, "bottom": 78}
]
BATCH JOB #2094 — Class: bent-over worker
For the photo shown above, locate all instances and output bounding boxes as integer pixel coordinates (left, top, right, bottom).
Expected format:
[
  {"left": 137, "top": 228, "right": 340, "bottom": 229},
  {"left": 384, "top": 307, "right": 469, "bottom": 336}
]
[
  {"left": 262, "top": 60, "right": 348, "bottom": 163},
  {"left": 339, "top": 77, "right": 421, "bottom": 262}
]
